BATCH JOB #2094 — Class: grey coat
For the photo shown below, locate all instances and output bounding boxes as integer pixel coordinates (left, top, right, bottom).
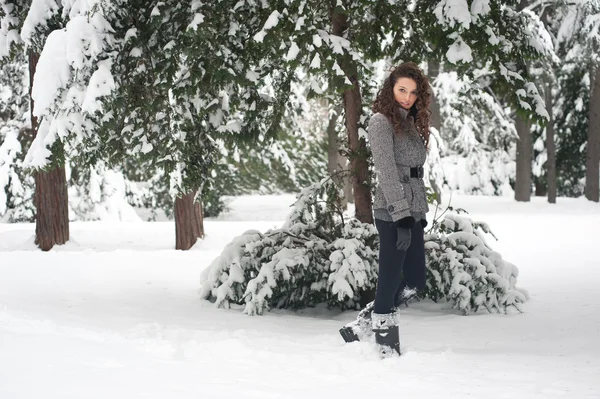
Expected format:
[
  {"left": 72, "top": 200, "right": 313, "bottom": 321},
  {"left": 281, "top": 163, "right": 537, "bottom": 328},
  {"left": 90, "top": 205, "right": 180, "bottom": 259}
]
[{"left": 367, "top": 109, "right": 429, "bottom": 222}]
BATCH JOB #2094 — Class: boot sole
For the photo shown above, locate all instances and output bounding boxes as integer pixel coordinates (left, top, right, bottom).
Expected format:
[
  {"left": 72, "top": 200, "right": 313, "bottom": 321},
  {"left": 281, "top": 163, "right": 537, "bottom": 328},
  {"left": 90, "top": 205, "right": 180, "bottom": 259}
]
[{"left": 339, "top": 326, "right": 360, "bottom": 343}]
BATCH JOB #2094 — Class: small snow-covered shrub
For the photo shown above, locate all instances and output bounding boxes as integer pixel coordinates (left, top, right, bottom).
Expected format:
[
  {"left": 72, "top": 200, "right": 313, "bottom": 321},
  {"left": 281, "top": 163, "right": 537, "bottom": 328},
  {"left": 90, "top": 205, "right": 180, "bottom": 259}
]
[
  {"left": 199, "top": 175, "right": 379, "bottom": 315},
  {"left": 424, "top": 210, "right": 527, "bottom": 315},
  {"left": 200, "top": 179, "right": 527, "bottom": 316}
]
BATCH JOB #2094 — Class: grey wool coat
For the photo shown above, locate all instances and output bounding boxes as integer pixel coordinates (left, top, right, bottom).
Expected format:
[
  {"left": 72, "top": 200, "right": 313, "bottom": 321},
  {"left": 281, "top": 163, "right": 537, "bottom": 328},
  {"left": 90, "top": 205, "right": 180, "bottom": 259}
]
[{"left": 367, "top": 108, "right": 429, "bottom": 222}]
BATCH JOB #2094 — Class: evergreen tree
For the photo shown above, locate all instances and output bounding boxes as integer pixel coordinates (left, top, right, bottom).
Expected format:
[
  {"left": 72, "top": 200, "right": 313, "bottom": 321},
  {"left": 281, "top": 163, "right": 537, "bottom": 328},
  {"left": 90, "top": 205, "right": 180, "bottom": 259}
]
[
  {"left": 0, "top": 53, "right": 34, "bottom": 222},
  {"left": 0, "top": 0, "right": 77, "bottom": 249},
  {"left": 249, "top": 0, "right": 553, "bottom": 224},
  {"left": 531, "top": 0, "right": 600, "bottom": 198}
]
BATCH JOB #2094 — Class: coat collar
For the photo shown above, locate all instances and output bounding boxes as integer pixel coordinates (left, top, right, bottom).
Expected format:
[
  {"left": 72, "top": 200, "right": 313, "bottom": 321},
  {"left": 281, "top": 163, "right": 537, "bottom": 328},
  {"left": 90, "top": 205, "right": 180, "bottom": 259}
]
[{"left": 397, "top": 106, "right": 409, "bottom": 119}]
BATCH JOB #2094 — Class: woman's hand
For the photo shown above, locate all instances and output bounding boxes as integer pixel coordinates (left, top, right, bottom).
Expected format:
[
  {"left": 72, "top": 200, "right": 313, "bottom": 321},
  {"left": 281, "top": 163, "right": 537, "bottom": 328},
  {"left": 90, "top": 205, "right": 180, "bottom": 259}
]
[{"left": 396, "top": 227, "right": 411, "bottom": 251}]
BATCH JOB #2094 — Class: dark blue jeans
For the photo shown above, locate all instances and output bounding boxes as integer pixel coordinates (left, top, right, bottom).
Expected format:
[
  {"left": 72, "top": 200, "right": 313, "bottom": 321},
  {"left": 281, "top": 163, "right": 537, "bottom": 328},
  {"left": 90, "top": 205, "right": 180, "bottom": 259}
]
[{"left": 373, "top": 218, "right": 426, "bottom": 315}]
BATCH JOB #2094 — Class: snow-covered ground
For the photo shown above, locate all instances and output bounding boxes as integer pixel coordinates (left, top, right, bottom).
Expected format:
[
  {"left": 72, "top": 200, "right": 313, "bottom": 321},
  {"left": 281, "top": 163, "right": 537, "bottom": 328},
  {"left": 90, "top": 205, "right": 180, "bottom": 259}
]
[{"left": 1, "top": 194, "right": 599, "bottom": 398}]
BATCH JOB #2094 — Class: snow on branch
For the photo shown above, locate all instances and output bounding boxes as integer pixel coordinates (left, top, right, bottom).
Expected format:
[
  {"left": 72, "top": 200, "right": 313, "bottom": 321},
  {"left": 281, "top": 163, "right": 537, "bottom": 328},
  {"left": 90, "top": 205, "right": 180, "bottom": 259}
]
[{"left": 425, "top": 212, "right": 528, "bottom": 314}]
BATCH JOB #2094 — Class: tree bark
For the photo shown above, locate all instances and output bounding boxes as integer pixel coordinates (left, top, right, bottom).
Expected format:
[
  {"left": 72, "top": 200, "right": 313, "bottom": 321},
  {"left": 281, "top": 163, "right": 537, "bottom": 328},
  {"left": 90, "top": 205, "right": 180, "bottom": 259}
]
[
  {"left": 29, "top": 51, "right": 69, "bottom": 251},
  {"left": 428, "top": 59, "right": 441, "bottom": 132},
  {"left": 585, "top": 64, "right": 600, "bottom": 202},
  {"left": 332, "top": 7, "right": 374, "bottom": 306},
  {"left": 174, "top": 191, "right": 204, "bottom": 250},
  {"left": 427, "top": 59, "right": 443, "bottom": 203},
  {"left": 514, "top": 0, "right": 532, "bottom": 203},
  {"left": 546, "top": 81, "right": 557, "bottom": 204},
  {"left": 332, "top": 8, "right": 372, "bottom": 224},
  {"left": 514, "top": 115, "right": 532, "bottom": 202},
  {"left": 326, "top": 106, "right": 350, "bottom": 207},
  {"left": 327, "top": 107, "right": 340, "bottom": 177}
]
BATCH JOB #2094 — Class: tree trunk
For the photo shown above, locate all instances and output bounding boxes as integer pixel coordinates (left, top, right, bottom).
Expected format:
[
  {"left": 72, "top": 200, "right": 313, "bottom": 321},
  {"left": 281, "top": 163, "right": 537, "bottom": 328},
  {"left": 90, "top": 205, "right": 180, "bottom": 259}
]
[
  {"left": 428, "top": 59, "right": 441, "bottom": 132},
  {"left": 514, "top": 115, "right": 532, "bottom": 202},
  {"left": 174, "top": 191, "right": 204, "bottom": 250},
  {"left": 546, "top": 81, "right": 557, "bottom": 204},
  {"left": 534, "top": 180, "right": 546, "bottom": 197},
  {"left": 343, "top": 158, "right": 353, "bottom": 204},
  {"left": 332, "top": 9, "right": 372, "bottom": 225},
  {"left": 29, "top": 51, "right": 69, "bottom": 251},
  {"left": 327, "top": 107, "right": 340, "bottom": 176},
  {"left": 427, "top": 59, "right": 443, "bottom": 203},
  {"left": 585, "top": 64, "right": 600, "bottom": 202},
  {"left": 514, "top": 0, "right": 532, "bottom": 202},
  {"left": 326, "top": 106, "right": 350, "bottom": 207},
  {"left": 332, "top": 7, "right": 374, "bottom": 306}
]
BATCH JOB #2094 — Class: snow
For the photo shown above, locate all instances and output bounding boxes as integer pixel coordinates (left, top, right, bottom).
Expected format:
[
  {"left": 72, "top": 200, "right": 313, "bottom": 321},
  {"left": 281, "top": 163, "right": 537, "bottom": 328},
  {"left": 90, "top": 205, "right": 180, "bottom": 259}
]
[
  {"left": 81, "top": 60, "right": 115, "bottom": 114},
  {"left": 434, "top": 0, "right": 472, "bottom": 29},
  {"left": 253, "top": 10, "right": 281, "bottom": 43},
  {"left": 30, "top": 29, "right": 71, "bottom": 118},
  {"left": 0, "top": 128, "right": 21, "bottom": 215},
  {"left": 20, "top": 0, "right": 60, "bottom": 45},
  {"left": 187, "top": 13, "right": 204, "bottom": 31},
  {"left": 1, "top": 194, "right": 600, "bottom": 397},
  {"left": 446, "top": 37, "right": 473, "bottom": 64},
  {"left": 310, "top": 53, "right": 321, "bottom": 69},
  {"left": 285, "top": 41, "right": 300, "bottom": 61}
]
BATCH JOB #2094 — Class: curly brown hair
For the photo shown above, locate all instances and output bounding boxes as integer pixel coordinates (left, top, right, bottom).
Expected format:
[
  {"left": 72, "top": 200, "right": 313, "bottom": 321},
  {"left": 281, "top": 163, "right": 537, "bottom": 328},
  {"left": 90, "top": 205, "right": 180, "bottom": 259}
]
[{"left": 372, "top": 62, "right": 432, "bottom": 147}]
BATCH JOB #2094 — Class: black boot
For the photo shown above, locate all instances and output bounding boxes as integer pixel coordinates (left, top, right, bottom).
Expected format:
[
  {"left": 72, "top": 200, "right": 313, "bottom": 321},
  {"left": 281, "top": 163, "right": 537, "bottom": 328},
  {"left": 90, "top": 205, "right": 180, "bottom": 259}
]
[
  {"left": 372, "top": 312, "right": 401, "bottom": 357},
  {"left": 339, "top": 301, "right": 374, "bottom": 343},
  {"left": 394, "top": 286, "right": 418, "bottom": 309}
]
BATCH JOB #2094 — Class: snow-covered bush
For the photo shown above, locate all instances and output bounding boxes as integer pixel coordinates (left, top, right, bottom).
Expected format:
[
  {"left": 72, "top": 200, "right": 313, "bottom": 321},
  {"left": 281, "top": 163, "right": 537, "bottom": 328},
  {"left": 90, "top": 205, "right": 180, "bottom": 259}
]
[
  {"left": 199, "top": 176, "right": 379, "bottom": 315},
  {"left": 201, "top": 179, "right": 527, "bottom": 316},
  {"left": 424, "top": 210, "right": 527, "bottom": 315}
]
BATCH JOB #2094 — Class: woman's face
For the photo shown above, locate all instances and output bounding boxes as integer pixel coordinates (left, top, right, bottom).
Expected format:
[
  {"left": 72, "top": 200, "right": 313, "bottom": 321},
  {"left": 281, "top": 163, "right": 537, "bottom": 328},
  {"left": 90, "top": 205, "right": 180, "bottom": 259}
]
[{"left": 393, "top": 77, "right": 418, "bottom": 110}]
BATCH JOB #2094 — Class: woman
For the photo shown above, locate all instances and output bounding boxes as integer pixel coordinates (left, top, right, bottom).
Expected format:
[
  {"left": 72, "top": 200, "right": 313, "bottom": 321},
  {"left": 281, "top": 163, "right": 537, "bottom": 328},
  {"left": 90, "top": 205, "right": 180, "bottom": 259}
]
[{"left": 339, "top": 62, "right": 431, "bottom": 357}]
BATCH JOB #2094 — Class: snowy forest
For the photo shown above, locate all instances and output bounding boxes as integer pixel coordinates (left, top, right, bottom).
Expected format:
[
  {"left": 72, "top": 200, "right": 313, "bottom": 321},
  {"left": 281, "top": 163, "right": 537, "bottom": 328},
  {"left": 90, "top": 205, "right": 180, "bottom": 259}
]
[
  {"left": 1, "top": 0, "right": 599, "bottom": 252},
  {"left": 2, "top": 1, "right": 600, "bottom": 393}
]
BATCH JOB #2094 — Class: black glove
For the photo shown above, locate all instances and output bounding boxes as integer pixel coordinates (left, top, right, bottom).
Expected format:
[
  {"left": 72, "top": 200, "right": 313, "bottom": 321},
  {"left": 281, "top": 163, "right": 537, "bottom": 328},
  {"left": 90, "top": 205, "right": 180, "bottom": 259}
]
[
  {"left": 396, "top": 226, "right": 411, "bottom": 250},
  {"left": 395, "top": 216, "right": 414, "bottom": 251}
]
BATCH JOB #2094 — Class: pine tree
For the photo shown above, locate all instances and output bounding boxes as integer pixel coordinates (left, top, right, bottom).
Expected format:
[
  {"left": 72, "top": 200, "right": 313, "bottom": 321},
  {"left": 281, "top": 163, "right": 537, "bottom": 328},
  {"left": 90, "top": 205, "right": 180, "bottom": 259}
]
[
  {"left": 1, "top": 0, "right": 76, "bottom": 249},
  {"left": 0, "top": 53, "right": 34, "bottom": 222},
  {"left": 538, "top": 0, "right": 600, "bottom": 198},
  {"left": 248, "top": 0, "right": 554, "bottom": 224}
]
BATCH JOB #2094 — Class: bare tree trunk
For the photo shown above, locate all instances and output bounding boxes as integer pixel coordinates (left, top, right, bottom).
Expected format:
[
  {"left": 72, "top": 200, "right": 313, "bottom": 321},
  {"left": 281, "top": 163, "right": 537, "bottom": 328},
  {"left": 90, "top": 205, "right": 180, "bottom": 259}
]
[
  {"left": 428, "top": 59, "right": 441, "bottom": 132},
  {"left": 546, "top": 81, "right": 557, "bottom": 204},
  {"left": 343, "top": 158, "right": 353, "bottom": 204},
  {"left": 326, "top": 106, "right": 350, "bottom": 208},
  {"left": 534, "top": 181, "right": 547, "bottom": 197},
  {"left": 332, "top": 9, "right": 372, "bottom": 225},
  {"left": 332, "top": 7, "right": 374, "bottom": 306},
  {"left": 174, "top": 191, "right": 204, "bottom": 250},
  {"left": 29, "top": 51, "right": 69, "bottom": 251},
  {"left": 327, "top": 107, "right": 340, "bottom": 176},
  {"left": 585, "top": 64, "right": 600, "bottom": 202},
  {"left": 515, "top": 115, "right": 532, "bottom": 202},
  {"left": 427, "top": 59, "right": 443, "bottom": 203},
  {"left": 514, "top": 0, "right": 532, "bottom": 202}
]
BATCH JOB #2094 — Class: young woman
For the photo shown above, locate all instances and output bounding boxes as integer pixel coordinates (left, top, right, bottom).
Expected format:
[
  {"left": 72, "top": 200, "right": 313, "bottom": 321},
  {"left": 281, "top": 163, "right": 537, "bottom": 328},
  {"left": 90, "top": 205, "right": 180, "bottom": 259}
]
[{"left": 340, "top": 62, "right": 431, "bottom": 357}]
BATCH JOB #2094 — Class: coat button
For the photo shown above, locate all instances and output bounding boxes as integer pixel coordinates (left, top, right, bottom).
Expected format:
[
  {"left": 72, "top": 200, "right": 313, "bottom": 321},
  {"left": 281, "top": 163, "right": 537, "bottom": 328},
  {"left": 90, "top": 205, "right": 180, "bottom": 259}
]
[{"left": 387, "top": 205, "right": 394, "bottom": 212}]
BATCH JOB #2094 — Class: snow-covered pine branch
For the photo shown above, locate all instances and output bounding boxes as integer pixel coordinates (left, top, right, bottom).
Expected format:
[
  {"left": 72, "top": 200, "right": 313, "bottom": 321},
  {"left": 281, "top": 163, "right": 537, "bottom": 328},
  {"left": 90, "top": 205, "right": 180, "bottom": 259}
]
[
  {"left": 424, "top": 212, "right": 528, "bottom": 314},
  {"left": 200, "top": 176, "right": 379, "bottom": 315}
]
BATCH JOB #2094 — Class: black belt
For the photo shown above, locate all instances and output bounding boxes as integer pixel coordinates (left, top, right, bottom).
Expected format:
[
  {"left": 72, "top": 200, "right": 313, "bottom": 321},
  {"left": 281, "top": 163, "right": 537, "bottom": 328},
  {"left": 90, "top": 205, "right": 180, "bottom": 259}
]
[{"left": 410, "top": 166, "right": 424, "bottom": 178}]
